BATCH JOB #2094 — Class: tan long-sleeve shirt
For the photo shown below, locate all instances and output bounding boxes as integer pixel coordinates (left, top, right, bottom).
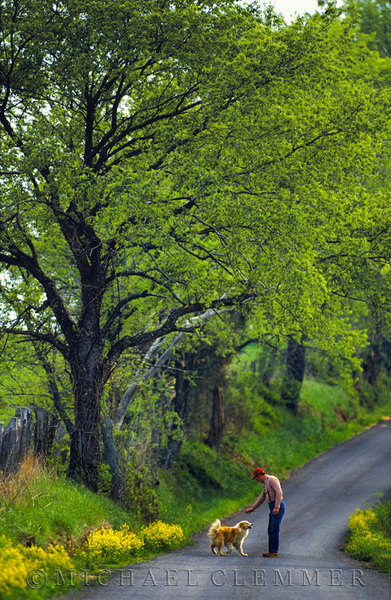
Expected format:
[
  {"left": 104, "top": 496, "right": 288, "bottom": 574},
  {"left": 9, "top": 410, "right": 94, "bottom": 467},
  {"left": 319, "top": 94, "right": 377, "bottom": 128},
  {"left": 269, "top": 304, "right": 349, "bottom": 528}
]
[{"left": 252, "top": 475, "right": 283, "bottom": 510}]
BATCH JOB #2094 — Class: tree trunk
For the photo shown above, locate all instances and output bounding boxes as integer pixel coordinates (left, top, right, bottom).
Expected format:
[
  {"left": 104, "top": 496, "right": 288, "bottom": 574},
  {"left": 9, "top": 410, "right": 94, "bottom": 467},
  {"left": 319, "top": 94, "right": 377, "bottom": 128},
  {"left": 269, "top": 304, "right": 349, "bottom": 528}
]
[
  {"left": 280, "top": 336, "right": 306, "bottom": 416},
  {"left": 101, "top": 416, "right": 125, "bottom": 503},
  {"left": 261, "top": 345, "right": 278, "bottom": 387},
  {"left": 381, "top": 334, "right": 391, "bottom": 375},
  {"left": 159, "top": 358, "right": 191, "bottom": 469},
  {"left": 362, "top": 325, "right": 382, "bottom": 387},
  {"left": 206, "top": 385, "right": 226, "bottom": 450},
  {"left": 68, "top": 345, "right": 103, "bottom": 490}
]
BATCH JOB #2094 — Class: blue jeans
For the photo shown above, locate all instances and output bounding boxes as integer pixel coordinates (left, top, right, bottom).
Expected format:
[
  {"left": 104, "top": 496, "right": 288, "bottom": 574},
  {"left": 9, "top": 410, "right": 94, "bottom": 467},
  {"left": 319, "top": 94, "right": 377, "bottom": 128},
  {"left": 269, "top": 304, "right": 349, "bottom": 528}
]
[{"left": 268, "top": 500, "right": 285, "bottom": 553}]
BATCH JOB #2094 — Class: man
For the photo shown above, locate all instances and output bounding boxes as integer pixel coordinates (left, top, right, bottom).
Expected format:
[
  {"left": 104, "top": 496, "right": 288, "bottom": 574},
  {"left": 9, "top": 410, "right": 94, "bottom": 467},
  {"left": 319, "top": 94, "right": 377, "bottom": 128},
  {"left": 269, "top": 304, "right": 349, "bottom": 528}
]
[{"left": 245, "top": 467, "right": 285, "bottom": 558}]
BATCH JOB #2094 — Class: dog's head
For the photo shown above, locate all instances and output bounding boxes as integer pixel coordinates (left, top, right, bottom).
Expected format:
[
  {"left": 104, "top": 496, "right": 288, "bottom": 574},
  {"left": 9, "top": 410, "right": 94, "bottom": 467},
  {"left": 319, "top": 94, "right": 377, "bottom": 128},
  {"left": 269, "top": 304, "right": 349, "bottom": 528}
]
[{"left": 238, "top": 521, "right": 253, "bottom": 531}]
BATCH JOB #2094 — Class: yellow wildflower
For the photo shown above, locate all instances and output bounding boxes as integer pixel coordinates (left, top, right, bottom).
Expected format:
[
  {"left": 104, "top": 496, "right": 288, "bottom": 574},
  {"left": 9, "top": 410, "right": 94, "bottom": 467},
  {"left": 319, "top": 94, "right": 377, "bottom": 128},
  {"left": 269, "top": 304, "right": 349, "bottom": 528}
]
[{"left": 141, "top": 521, "right": 185, "bottom": 551}]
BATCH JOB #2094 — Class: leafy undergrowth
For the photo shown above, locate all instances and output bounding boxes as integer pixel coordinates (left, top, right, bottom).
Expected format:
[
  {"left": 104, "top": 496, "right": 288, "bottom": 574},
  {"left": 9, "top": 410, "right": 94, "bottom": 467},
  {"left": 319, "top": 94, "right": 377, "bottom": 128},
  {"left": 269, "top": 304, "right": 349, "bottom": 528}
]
[{"left": 346, "top": 499, "right": 391, "bottom": 573}]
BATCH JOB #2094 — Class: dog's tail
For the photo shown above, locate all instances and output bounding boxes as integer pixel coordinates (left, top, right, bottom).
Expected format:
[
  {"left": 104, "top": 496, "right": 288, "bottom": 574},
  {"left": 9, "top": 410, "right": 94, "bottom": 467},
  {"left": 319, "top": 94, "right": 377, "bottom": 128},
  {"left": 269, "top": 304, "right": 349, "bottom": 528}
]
[{"left": 207, "top": 519, "right": 221, "bottom": 539}]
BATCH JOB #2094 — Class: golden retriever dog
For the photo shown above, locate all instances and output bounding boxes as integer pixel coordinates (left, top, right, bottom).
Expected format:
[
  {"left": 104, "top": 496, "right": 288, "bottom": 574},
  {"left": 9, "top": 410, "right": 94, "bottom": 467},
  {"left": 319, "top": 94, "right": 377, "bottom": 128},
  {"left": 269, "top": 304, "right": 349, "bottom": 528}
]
[{"left": 208, "top": 519, "right": 253, "bottom": 556}]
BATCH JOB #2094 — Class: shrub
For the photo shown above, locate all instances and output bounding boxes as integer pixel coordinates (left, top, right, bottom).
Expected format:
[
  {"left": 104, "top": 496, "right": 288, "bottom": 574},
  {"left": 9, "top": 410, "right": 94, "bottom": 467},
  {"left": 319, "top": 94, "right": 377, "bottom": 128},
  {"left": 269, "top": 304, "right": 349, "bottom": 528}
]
[
  {"left": 124, "top": 467, "right": 160, "bottom": 523},
  {"left": 346, "top": 503, "right": 391, "bottom": 573},
  {"left": 141, "top": 521, "right": 185, "bottom": 552},
  {"left": 79, "top": 525, "right": 144, "bottom": 567},
  {"left": 0, "top": 534, "right": 74, "bottom": 599}
]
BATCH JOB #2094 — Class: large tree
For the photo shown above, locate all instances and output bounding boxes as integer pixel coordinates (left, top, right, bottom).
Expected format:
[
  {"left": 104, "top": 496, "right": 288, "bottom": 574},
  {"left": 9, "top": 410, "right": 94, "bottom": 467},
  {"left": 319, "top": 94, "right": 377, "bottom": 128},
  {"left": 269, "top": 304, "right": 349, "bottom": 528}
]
[{"left": 0, "top": 0, "right": 386, "bottom": 488}]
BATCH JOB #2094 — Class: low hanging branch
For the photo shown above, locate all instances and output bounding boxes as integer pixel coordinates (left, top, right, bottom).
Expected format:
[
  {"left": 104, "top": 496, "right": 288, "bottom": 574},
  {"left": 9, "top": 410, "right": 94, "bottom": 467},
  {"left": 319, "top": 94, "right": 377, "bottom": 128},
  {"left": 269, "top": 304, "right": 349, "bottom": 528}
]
[{"left": 112, "top": 306, "right": 230, "bottom": 430}]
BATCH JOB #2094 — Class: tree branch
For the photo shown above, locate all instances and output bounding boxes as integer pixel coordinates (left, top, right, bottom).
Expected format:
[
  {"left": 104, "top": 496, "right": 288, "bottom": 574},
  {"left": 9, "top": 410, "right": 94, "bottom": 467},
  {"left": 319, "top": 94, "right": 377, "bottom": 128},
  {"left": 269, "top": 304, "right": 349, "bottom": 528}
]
[
  {"left": 0, "top": 327, "right": 69, "bottom": 358},
  {"left": 104, "top": 293, "right": 252, "bottom": 367},
  {"left": 0, "top": 250, "right": 77, "bottom": 346},
  {"left": 93, "top": 94, "right": 202, "bottom": 172},
  {"left": 111, "top": 306, "right": 232, "bottom": 429},
  {"left": 102, "top": 289, "right": 164, "bottom": 338}
]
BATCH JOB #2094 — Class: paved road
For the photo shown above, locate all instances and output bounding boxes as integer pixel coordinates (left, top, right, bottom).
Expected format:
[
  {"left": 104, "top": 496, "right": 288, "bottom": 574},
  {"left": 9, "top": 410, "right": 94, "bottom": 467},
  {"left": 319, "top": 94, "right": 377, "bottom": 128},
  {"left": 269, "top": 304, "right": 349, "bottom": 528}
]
[{"left": 62, "top": 419, "right": 391, "bottom": 599}]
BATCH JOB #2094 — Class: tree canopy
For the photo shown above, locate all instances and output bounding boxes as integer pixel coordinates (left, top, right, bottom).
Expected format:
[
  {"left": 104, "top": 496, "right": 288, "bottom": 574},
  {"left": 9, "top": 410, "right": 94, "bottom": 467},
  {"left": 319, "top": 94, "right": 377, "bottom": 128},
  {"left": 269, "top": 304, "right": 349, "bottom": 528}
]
[{"left": 0, "top": 0, "right": 388, "bottom": 488}]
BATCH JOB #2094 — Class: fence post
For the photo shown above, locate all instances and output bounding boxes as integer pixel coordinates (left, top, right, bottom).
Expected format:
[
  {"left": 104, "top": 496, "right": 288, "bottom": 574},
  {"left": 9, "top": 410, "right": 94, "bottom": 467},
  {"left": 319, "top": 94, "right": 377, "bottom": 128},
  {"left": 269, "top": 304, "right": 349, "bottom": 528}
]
[{"left": 0, "top": 407, "right": 62, "bottom": 473}]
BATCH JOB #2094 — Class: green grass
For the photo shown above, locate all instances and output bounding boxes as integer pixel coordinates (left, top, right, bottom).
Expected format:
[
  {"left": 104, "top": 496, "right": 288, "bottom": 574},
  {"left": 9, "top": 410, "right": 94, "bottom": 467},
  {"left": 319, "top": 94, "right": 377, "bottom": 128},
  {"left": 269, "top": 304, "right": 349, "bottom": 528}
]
[
  {"left": 236, "top": 379, "right": 391, "bottom": 478},
  {"left": 0, "top": 461, "right": 132, "bottom": 548},
  {"left": 300, "top": 379, "right": 356, "bottom": 426}
]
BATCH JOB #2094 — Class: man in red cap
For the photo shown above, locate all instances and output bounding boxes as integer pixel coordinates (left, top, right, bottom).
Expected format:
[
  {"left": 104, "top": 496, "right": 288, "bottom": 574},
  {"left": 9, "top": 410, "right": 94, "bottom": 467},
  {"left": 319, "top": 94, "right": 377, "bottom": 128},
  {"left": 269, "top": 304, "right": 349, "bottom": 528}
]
[{"left": 245, "top": 467, "right": 285, "bottom": 558}]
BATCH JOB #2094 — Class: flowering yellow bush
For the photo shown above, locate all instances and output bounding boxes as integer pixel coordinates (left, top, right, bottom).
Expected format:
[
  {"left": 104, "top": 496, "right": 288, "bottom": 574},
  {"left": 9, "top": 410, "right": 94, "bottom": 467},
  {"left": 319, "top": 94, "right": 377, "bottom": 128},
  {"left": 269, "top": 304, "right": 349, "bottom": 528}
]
[
  {"left": 0, "top": 521, "right": 185, "bottom": 598},
  {"left": 141, "top": 520, "right": 185, "bottom": 551},
  {"left": 347, "top": 507, "right": 391, "bottom": 573},
  {"left": 79, "top": 525, "right": 144, "bottom": 566},
  {"left": 0, "top": 535, "right": 74, "bottom": 599}
]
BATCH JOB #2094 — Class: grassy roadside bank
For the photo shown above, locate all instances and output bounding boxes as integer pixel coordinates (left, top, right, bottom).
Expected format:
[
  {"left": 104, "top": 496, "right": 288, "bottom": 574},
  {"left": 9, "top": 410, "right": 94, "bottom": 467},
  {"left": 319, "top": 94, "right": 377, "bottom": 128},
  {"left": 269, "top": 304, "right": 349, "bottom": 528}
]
[
  {"left": 0, "top": 457, "right": 187, "bottom": 599},
  {"left": 346, "top": 499, "right": 391, "bottom": 573},
  {"left": 0, "top": 378, "right": 390, "bottom": 599}
]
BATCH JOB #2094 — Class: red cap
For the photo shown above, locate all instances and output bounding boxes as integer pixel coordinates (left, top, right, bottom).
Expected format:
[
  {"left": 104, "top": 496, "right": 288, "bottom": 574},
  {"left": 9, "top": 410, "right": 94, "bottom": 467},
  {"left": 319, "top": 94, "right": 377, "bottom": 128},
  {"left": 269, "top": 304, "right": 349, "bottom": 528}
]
[{"left": 252, "top": 467, "right": 265, "bottom": 479}]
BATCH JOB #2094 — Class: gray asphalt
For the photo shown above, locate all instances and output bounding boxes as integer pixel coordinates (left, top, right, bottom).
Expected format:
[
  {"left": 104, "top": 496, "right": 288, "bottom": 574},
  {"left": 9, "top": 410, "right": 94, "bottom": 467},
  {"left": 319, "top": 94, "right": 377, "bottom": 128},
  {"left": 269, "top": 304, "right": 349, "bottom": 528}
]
[{"left": 61, "top": 418, "right": 391, "bottom": 599}]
